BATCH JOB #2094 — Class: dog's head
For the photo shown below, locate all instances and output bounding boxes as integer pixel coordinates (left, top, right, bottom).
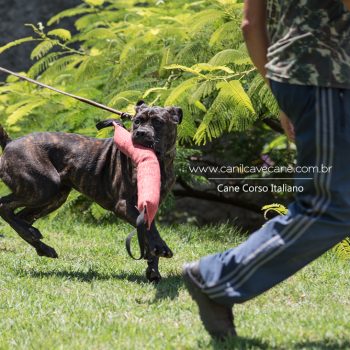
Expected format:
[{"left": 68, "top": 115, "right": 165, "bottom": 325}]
[{"left": 131, "top": 100, "right": 182, "bottom": 157}]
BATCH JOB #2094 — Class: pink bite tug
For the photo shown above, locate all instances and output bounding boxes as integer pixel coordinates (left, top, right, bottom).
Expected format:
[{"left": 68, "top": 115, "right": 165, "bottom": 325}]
[{"left": 113, "top": 122, "right": 160, "bottom": 228}]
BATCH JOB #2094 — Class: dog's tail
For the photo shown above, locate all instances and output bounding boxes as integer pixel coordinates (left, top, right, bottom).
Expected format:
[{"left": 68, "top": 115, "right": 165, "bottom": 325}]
[{"left": 0, "top": 125, "right": 11, "bottom": 151}]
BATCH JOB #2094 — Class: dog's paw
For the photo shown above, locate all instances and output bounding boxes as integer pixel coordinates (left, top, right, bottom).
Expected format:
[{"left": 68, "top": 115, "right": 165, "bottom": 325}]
[
  {"left": 161, "top": 245, "right": 173, "bottom": 258},
  {"left": 146, "top": 267, "right": 162, "bottom": 283},
  {"left": 36, "top": 242, "right": 58, "bottom": 259},
  {"left": 149, "top": 239, "right": 173, "bottom": 259}
]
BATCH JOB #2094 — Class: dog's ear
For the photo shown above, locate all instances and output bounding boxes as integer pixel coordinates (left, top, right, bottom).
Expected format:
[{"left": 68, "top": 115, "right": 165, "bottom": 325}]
[
  {"left": 135, "top": 100, "right": 147, "bottom": 113},
  {"left": 167, "top": 107, "right": 183, "bottom": 125}
]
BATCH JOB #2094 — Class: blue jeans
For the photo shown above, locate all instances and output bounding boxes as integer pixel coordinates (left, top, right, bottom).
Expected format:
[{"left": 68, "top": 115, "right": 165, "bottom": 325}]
[{"left": 199, "top": 80, "right": 350, "bottom": 306}]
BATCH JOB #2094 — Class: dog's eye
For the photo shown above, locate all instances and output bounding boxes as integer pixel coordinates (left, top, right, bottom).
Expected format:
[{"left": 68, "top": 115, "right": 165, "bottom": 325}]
[
  {"left": 152, "top": 119, "right": 163, "bottom": 127},
  {"left": 134, "top": 119, "right": 142, "bottom": 126}
]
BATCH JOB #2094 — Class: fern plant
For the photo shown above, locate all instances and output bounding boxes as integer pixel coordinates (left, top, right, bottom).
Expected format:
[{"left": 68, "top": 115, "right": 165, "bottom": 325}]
[
  {"left": 334, "top": 238, "right": 350, "bottom": 260},
  {"left": 0, "top": 0, "right": 277, "bottom": 143}
]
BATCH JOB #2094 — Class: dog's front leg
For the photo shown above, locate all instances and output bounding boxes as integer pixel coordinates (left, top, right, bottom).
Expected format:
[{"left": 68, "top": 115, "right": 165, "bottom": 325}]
[
  {"left": 119, "top": 200, "right": 173, "bottom": 259},
  {"left": 120, "top": 201, "right": 173, "bottom": 282},
  {"left": 136, "top": 219, "right": 172, "bottom": 283},
  {"left": 145, "top": 250, "right": 161, "bottom": 283}
]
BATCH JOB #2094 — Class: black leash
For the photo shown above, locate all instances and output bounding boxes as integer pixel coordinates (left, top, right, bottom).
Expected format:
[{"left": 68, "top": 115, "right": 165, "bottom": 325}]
[
  {"left": 125, "top": 209, "right": 148, "bottom": 260},
  {"left": 0, "top": 66, "right": 132, "bottom": 118}
]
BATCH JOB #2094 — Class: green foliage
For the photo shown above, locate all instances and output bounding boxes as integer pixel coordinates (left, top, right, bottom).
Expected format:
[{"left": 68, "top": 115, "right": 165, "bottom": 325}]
[
  {"left": 334, "top": 238, "right": 350, "bottom": 260},
  {"left": 193, "top": 80, "right": 256, "bottom": 144},
  {"left": 47, "top": 28, "right": 72, "bottom": 41},
  {"left": 175, "top": 146, "right": 207, "bottom": 185},
  {"left": 0, "top": 0, "right": 277, "bottom": 144},
  {"left": 0, "top": 36, "right": 36, "bottom": 55},
  {"left": 261, "top": 203, "right": 288, "bottom": 220}
]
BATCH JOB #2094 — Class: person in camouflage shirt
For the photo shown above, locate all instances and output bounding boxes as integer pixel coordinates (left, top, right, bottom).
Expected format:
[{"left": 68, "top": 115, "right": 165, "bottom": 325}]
[
  {"left": 266, "top": 0, "right": 350, "bottom": 88},
  {"left": 182, "top": 0, "right": 350, "bottom": 340}
]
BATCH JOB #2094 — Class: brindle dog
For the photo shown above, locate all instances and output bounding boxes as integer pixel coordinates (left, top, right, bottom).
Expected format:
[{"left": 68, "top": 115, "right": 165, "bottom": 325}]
[{"left": 0, "top": 101, "right": 182, "bottom": 282}]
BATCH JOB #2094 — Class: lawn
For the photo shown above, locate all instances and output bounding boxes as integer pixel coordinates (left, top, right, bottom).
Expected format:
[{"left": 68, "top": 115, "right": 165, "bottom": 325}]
[{"left": 0, "top": 216, "right": 349, "bottom": 350}]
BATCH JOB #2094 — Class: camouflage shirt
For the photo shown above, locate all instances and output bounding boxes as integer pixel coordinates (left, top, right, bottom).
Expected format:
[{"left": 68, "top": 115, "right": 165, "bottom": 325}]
[{"left": 266, "top": 0, "right": 350, "bottom": 88}]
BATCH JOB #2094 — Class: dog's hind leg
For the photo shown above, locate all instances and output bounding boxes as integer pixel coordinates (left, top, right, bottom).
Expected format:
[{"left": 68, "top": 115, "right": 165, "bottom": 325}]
[
  {"left": 16, "top": 188, "right": 71, "bottom": 225},
  {"left": 0, "top": 194, "right": 58, "bottom": 258}
]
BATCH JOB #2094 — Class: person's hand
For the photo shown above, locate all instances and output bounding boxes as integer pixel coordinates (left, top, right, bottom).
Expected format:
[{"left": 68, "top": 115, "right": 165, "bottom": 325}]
[{"left": 279, "top": 111, "right": 295, "bottom": 142}]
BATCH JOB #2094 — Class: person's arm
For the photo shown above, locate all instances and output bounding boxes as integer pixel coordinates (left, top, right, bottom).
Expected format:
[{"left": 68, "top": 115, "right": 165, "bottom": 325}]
[
  {"left": 241, "top": 0, "right": 295, "bottom": 141},
  {"left": 343, "top": 0, "right": 350, "bottom": 10},
  {"left": 241, "top": 0, "right": 269, "bottom": 79}
]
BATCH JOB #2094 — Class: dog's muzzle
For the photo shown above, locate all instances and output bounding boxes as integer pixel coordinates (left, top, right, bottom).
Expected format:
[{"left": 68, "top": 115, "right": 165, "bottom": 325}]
[{"left": 132, "top": 131, "right": 155, "bottom": 149}]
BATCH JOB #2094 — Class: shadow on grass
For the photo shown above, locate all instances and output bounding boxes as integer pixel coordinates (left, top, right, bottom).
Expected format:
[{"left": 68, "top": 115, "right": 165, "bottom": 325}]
[
  {"left": 293, "top": 340, "right": 350, "bottom": 350},
  {"left": 18, "top": 268, "right": 183, "bottom": 301},
  {"left": 152, "top": 274, "right": 182, "bottom": 301},
  {"left": 206, "top": 336, "right": 269, "bottom": 350},
  {"left": 205, "top": 337, "right": 350, "bottom": 350},
  {"left": 22, "top": 269, "right": 145, "bottom": 283}
]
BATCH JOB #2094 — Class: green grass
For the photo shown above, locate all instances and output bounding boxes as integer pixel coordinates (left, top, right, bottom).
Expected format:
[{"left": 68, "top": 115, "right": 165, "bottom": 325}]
[{"left": 0, "top": 217, "right": 349, "bottom": 350}]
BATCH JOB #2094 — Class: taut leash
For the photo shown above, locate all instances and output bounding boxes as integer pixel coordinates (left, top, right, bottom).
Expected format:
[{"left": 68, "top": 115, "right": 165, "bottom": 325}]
[{"left": 0, "top": 66, "right": 132, "bottom": 118}]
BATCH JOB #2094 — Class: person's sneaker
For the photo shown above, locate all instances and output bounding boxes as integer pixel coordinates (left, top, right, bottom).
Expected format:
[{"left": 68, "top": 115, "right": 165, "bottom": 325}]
[{"left": 183, "top": 261, "right": 236, "bottom": 340}]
